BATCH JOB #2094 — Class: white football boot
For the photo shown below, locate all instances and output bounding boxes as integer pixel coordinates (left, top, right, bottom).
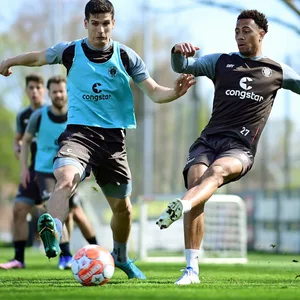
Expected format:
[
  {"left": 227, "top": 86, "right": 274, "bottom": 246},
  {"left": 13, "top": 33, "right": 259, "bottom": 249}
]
[
  {"left": 156, "top": 198, "right": 183, "bottom": 229},
  {"left": 174, "top": 267, "right": 200, "bottom": 285}
]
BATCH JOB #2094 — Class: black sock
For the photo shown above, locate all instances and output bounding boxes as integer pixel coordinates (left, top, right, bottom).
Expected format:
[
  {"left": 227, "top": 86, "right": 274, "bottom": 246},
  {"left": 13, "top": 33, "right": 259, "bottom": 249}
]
[
  {"left": 14, "top": 240, "right": 26, "bottom": 263},
  {"left": 113, "top": 241, "right": 128, "bottom": 263},
  {"left": 59, "top": 242, "right": 72, "bottom": 257},
  {"left": 86, "top": 237, "right": 98, "bottom": 245}
]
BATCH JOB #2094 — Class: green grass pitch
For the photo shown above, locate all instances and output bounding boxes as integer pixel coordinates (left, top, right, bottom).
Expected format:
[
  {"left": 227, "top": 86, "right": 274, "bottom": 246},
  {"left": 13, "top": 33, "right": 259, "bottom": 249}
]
[{"left": 1, "top": 247, "right": 300, "bottom": 300}]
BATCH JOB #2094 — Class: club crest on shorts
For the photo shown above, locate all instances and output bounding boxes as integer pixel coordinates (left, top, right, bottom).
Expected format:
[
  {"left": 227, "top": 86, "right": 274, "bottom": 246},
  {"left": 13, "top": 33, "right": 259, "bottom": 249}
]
[{"left": 186, "top": 156, "right": 195, "bottom": 165}]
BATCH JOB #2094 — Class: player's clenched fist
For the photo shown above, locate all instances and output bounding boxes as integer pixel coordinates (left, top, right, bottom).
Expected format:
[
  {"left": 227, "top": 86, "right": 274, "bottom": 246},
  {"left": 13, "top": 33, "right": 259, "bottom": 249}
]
[
  {"left": 173, "top": 42, "right": 200, "bottom": 58},
  {"left": 0, "top": 60, "right": 13, "bottom": 77}
]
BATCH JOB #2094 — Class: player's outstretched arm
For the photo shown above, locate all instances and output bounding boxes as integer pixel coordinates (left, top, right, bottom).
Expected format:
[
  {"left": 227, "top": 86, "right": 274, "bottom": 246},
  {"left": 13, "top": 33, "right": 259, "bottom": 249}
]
[
  {"left": 281, "top": 63, "right": 300, "bottom": 95},
  {"left": 137, "top": 74, "right": 196, "bottom": 104},
  {"left": 171, "top": 42, "right": 201, "bottom": 75},
  {"left": 0, "top": 50, "right": 48, "bottom": 77}
]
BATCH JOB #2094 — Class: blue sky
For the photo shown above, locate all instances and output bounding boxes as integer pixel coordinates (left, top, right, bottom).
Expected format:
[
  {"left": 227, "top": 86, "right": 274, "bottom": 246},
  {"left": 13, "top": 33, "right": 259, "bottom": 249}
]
[{"left": 1, "top": 0, "right": 299, "bottom": 123}]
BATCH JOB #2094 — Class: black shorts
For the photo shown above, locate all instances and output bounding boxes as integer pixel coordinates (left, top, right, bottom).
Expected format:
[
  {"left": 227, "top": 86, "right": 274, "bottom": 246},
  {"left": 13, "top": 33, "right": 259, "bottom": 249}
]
[
  {"left": 183, "top": 134, "right": 254, "bottom": 189},
  {"left": 36, "top": 172, "right": 80, "bottom": 208},
  {"left": 55, "top": 125, "right": 131, "bottom": 187},
  {"left": 36, "top": 172, "right": 56, "bottom": 201},
  {"left": 15, "top": 168, "right": 42, "bottom": 206}
]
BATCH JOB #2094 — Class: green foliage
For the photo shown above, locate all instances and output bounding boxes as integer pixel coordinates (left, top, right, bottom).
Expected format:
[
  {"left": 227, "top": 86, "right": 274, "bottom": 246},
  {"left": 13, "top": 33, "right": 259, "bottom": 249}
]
[{"left": 0, "top": 102, "right": 20, "bottom": 186}]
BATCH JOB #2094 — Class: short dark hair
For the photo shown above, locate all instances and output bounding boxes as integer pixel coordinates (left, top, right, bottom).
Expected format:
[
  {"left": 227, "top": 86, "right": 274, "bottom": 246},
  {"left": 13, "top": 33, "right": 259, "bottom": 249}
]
[
  {"left": 47, "top": 75, "right": 66, "bottom": 90},
  {"left": 85, "top": 0, "right": 114, "bottom": 20},
  {"left": 237, "top": 9, "right": 268, "bottom": 33},
  {"left": 25, "top": 74, "right": 44, "bottom": 87}
]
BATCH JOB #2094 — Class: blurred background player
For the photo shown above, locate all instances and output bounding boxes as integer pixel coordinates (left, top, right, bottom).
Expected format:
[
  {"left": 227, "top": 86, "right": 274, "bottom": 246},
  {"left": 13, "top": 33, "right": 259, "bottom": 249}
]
[
  {"left": 0, "top": 74, "right": 45, "bottom": 269},
  {"left": 20, "top": 75, "right": 98, "bottom": 269}
]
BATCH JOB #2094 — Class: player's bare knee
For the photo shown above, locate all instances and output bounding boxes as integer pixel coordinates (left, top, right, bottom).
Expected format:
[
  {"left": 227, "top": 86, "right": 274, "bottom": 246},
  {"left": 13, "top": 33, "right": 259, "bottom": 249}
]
[
  {"left": 55, "top": 173, "right": 79, "bottom": 195},
  {"left": 112, "top": 202, "right": 132, "bottom": 218},
  {"left": 55, "top": 166, "right": 80, "bottom": 185},
  {"left": 113, "top": 208, "right": 132, "bottom": 219},
  {"left": 13, "top": 203, "right": 30, "bottom": 221},
  {"left": 209, "top": 165, "right": 229, "bottom": 186},
  {"left": 56, "top": 177, "right": 72, "bottom": 189}
]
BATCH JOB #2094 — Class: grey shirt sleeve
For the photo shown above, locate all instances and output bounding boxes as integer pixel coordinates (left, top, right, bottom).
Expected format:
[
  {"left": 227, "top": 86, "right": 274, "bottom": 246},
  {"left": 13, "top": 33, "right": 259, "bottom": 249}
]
[
  {"left": 26, "top": 108, "right": 43, "bottom": 136},
  {"left": 279, "top": 62, "right": 300, "bottom": 94},
  {"left": 45, "top": 41, "right": 75, "bottom": 64},
  {"left": 120, "top": 44, "right": 150, "bottom": 83},
  {"left": 171, "top": 52, "right": 222, "bottom": 80}
]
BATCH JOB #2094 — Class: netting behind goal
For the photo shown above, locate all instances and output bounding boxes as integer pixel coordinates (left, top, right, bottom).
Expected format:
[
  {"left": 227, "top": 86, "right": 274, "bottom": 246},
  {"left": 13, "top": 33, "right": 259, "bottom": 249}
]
[
  {"left": 138, "top": 194, "right": 248, "bottom": 264},
  {"left": 71, "top": 184, "right": 247, "bottom": 264}
]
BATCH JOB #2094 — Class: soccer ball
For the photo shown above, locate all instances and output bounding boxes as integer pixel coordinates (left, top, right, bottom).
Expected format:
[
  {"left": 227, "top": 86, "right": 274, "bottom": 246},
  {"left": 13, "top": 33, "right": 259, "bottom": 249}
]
[{"left": 71, "top": 245, "right": 115, "bottom": 286}]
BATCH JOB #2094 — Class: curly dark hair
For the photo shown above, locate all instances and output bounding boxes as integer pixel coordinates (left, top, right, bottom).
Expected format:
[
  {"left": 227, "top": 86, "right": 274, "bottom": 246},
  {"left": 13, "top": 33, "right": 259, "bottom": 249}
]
[{"left": 237, "top": 9, "right": 268, "bottom": 33}]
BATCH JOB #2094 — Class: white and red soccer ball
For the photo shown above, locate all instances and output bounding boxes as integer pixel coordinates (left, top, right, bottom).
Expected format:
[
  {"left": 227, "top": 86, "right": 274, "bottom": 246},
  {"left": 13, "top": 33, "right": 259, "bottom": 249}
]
[{"left": 71, "top": 245, "right": 115, "bottom": 286}]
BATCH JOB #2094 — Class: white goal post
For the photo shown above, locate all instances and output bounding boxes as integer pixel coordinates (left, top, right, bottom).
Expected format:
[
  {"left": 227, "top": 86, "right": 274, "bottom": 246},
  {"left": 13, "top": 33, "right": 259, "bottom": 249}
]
[{"left": 138, "top": 194, "right": 248, "bottom": 264}]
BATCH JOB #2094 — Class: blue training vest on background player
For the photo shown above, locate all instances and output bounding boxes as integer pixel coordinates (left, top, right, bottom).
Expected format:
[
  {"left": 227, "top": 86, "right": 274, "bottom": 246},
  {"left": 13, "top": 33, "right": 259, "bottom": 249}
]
[
  {"left": 67, "top": 40, "right": 136, "bottom": 129},
  {"left": 35, "top": 106, "right": 67, "bottom": 173}
]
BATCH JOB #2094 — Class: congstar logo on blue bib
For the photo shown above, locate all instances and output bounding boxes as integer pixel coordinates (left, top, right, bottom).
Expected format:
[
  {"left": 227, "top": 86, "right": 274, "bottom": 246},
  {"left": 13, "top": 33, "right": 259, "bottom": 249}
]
[{"left": 82, "top": 82, "right": 112, "bottom": 101}]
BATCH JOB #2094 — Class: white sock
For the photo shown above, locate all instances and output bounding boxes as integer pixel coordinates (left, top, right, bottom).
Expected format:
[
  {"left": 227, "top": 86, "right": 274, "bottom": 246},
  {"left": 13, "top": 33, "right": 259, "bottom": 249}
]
[
  {"left": 185, "top": 249, "right": 199, "bottom": 274},
  {"left": 179, "top": 199, "right": 192, "bottom": 213},
  {"left": 54, "top": 218, "right": 62, "bottom": 239}
]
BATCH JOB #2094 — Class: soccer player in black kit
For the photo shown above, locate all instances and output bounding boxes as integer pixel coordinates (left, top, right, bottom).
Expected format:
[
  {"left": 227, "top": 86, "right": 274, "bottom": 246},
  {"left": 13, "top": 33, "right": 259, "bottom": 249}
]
[{"left": 156, "top": 9, "right": 300, "bottom": 285}]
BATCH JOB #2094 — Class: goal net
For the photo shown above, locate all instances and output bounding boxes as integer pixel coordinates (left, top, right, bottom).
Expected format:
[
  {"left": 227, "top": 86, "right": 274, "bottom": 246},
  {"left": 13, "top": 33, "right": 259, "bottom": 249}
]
[
  {"left": 138, "top": 194, "right": 248, "bottom": 264},
  {"left": 71, "top": 183, "right": 247, "bottom": 264}
]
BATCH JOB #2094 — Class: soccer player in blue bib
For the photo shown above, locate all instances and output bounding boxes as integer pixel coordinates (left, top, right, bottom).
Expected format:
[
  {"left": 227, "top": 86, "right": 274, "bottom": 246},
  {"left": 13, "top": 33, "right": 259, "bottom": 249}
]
[
  {"left": 156, "top": 10, "right": 300, "bottom": 284},
  {"left": 20, "top": 76, "right": 98, "bottom": 270},
  {"left": 0, "top": 74, "right": 45, "bottom": 269},
  {"left": 0, "top": 0, "right": 195, "bottom": 279}
]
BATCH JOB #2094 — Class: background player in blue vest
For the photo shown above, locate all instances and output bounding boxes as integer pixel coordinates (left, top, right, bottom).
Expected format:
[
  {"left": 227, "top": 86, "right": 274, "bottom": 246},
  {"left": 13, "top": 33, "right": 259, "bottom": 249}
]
[
  {"left": 0, "top": 0, "right": 195, "bottom": 279},
  {"left": 20, "top": 75, "right": 99, "bottom": 270},
  {"left": 0, "top": 74, "right": 45, "bottom": 269},
  {"left": 156, "top": 9, "right": 300, "bottom": 285}
]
